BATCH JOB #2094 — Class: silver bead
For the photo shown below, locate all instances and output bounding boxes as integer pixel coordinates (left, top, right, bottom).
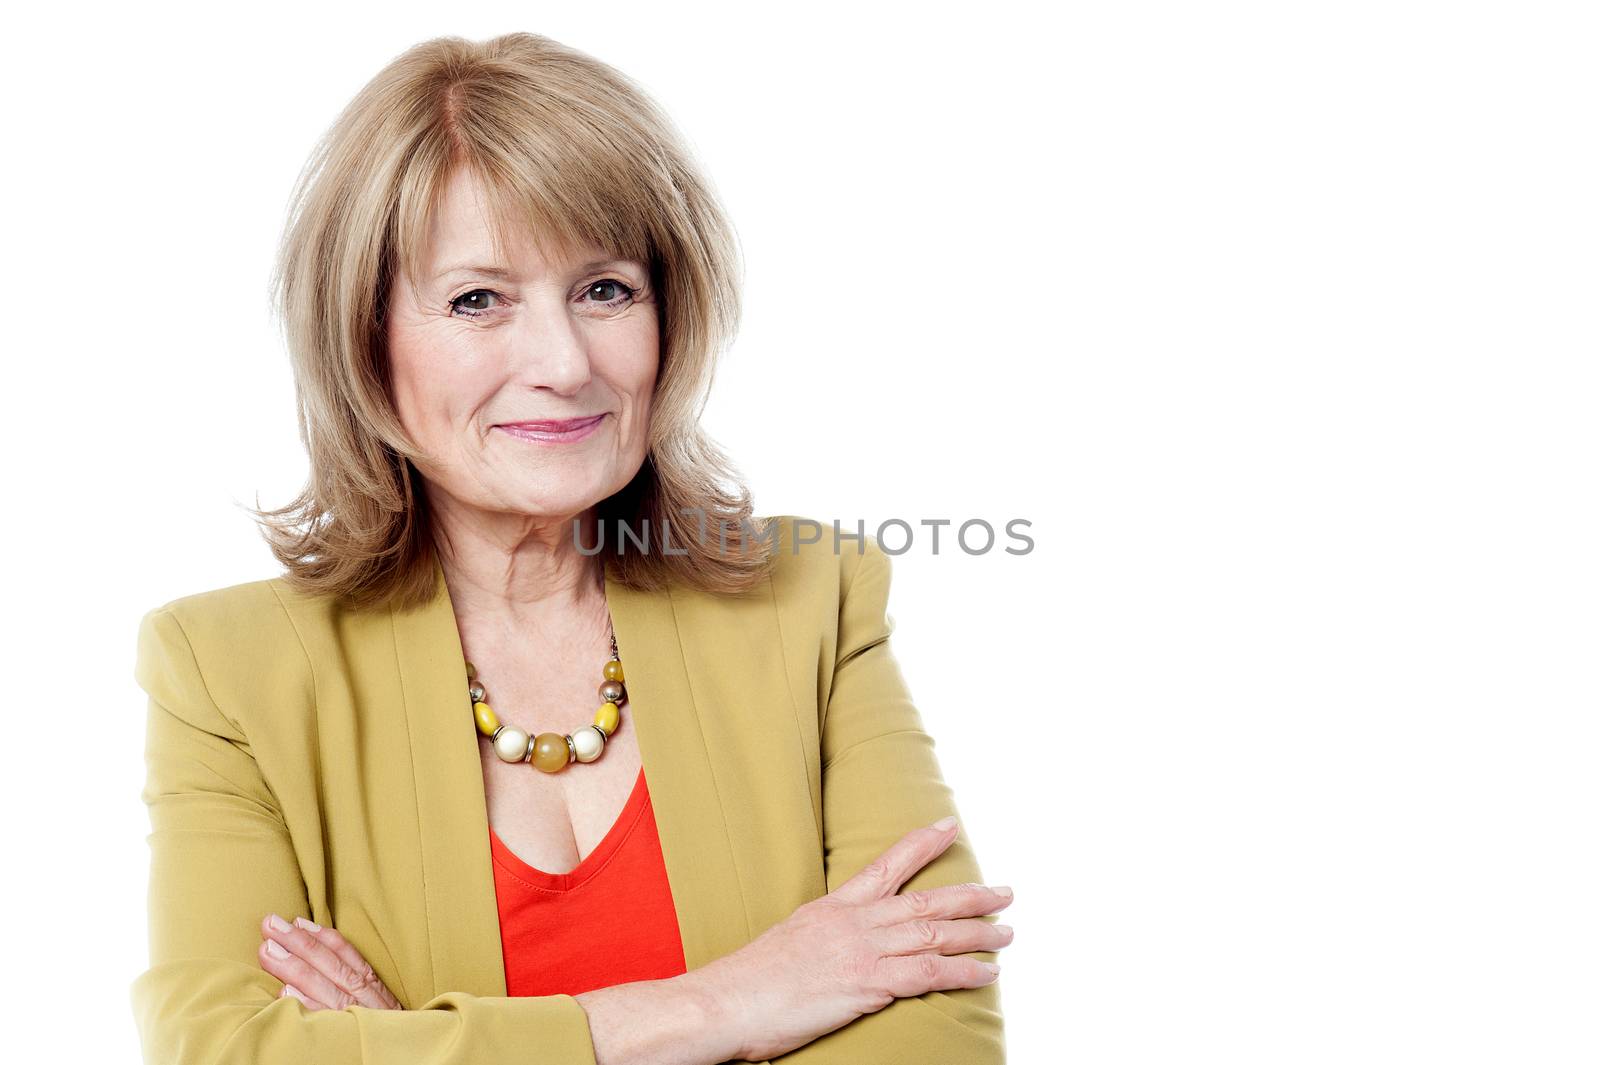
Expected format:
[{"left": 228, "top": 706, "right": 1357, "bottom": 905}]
[
  {"left": 599, "top": 680, "right": 625, "bottom": 706},
  {"left": 468, "top": 682, "right": 487, "bottom": 704}
]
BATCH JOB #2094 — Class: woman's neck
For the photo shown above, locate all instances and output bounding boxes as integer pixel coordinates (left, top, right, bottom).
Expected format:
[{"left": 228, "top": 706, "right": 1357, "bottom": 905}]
[{"left": 428, "top": 500, "right": 611, "bottom": 653}]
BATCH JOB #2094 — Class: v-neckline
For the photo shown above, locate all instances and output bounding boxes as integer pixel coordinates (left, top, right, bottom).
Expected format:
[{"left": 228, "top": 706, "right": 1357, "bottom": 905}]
[
  {"left": 487, "top": 765, "right": 650, "bottom": 892},
  {"left": 388, "top": 550, "right": 763, "bottom": 999}
]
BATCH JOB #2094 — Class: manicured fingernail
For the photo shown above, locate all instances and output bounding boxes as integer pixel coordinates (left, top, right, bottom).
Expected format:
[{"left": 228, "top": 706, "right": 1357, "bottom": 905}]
[
  {"left": 268, "top": 913, "right": 291, "bottom": 932},
  {"left": 295, "top": 916, "right": 322, "bottom": 932},
  {"left": 981, "top": 962, "right": 1001, "bottom": 975},
  {"left": 266, "top": 939, "right": 290, "bottom": 959},
  {"left": 993, "top": 885, "right": 1013, "bottom": 900},
  {"left": 932, "top": 815, "right": 957, "bottom": 831},
  {"left": 284, "top": 984, "right": 308, "bottom": 1003}
]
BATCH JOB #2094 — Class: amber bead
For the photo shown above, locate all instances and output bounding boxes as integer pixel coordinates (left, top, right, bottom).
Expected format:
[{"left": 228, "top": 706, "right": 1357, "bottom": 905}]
[
  {"left": 594, "top": 700, "right": 621, "bottom": 735},
  {"left": 531, "top": 732, "right": 571, "bottom": 773},
  {"left": 473, "top": 701, "right": 499, "bottom": 736},
  {"left": 603, "top": 660, "right": 625, "bottom": 683}
]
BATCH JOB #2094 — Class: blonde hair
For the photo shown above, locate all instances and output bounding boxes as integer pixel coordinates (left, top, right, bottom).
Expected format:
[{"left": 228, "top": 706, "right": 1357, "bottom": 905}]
[{"left": 250, "top": 32, "right": 773, "bottom": 611}]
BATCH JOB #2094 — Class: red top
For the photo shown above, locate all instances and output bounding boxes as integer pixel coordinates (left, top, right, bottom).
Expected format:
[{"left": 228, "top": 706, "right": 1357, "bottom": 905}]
[{"left": 487, "top": 766, "right": 688, "bottom": 997}]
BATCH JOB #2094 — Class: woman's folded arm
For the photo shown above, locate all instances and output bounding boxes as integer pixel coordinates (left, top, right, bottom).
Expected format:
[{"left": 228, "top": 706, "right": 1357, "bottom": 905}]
[
  {"left": 132, "top": 606, "right": 606, "bottom": 1065},
  {"left": 758, "top": 539, "right": 1006, "bottom": 1063},
  {"left": 131, "top": 536, "right": 1009, "bottom": 1065}
]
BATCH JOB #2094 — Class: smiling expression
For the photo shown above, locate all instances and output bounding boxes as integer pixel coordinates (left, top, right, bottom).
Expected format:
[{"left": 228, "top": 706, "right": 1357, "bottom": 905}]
[{"left": 383, "top": 166, "right": 660, "bottom": 522}]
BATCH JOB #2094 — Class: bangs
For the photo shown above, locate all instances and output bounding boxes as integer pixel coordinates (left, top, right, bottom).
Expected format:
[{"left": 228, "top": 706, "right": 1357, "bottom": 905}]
[{"left": 391, "top": 101, "right": 663, "bottom": 288}]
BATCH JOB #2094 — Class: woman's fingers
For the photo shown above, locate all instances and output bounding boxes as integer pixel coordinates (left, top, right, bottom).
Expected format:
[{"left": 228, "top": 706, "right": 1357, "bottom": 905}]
[
  {"left": 258, "top": 929, "right": 347, "bottom": 1010},
  {"left": 293, "top": 917, "right": 403, "bottom": 1010},
  {"left": 874, "top": 950, "right": 1004, "bottom": 997},
  {"left": 258, "top": 914, "right": 401, "bottom": 1011},
  {"left": 873, "top": 913, "right": 1015, "bottom": 959},
  {"left": 829, "top": 817, "right": 961, "bottom": 905},
  {"left": 279, "top": 982, "right": 316, "bottom": 1008},
  {"left": 868, "top": 880, "right": 1015, "bottom": 928}
]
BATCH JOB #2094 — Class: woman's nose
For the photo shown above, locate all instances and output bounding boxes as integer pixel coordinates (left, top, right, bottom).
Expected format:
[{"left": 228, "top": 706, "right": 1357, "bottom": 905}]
[{"left": 508, "top": 304, "right": 593, "bottom": 394}]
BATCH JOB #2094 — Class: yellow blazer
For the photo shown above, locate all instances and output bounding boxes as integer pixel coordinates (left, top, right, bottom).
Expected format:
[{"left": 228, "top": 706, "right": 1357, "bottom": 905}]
[{"left": 131, "top": 514, "right": 1005, "bottom": 1064}]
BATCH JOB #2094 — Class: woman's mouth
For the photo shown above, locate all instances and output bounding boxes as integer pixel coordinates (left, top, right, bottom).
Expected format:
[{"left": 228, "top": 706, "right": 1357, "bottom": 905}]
[{"left": 495, "top": 414, "right": 607, "bottom": 444}]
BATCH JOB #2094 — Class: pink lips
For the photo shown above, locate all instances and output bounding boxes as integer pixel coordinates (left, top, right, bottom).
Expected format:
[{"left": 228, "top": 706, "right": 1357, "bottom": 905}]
[{"left": 495, "top": 414, "right": 606, "bottom": 444}]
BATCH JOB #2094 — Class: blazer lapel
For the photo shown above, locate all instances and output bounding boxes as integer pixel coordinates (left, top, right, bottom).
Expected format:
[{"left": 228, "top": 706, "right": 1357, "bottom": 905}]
[
  {"left": 388, "top": 555, "right": 504, "bottom": 998},
  {"left": 387, "top": 552, "right": 752, "bottom": 1001},
  {"left": 603, "top": 563, "right": 755, "bottom": 971}
]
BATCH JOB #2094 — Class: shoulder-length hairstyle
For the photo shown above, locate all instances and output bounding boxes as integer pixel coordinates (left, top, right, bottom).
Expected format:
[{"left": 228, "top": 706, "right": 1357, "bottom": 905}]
[{"left": 250, "top": 32, "right": 775, "bottom": 612}]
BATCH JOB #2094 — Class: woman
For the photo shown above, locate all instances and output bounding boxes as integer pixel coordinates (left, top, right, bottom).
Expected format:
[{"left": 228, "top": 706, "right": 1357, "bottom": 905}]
[{"left": 131, "top": 31, "right": 1013, "bottom": 1065}]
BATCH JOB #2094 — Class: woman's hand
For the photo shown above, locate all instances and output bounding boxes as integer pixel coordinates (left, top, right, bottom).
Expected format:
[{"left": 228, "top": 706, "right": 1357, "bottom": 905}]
[
  {"left": 688, "top": 817, "right": 1014, "bottom": 1062},
  {"left": 258, "top": 913, "right": 404, "bottom": 1011}
]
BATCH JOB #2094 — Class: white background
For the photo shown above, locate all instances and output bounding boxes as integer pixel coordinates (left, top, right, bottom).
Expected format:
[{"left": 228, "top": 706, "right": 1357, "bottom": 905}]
[{"left": 3, "top": 1, "right": 1596, "bottom": 1061}]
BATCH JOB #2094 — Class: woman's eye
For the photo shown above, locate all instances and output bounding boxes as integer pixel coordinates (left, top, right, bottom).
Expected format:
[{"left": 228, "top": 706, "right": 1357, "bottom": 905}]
[
  {"left": 448, "top": 289, "right": 501, "bottom": 318},
  {"left": 448, "top": 280, "right": 636, "bottom": 319},
  {"left": 583, "top": 279, "right": 637, "bottom": 307}
]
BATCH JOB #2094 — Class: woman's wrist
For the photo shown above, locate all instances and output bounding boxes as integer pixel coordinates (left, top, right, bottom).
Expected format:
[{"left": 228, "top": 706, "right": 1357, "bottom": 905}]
[
  {"left": 574, "top": 969, "right": 747, "bottom": 1065},
  {"left": 677, "top": 966, "right": 752, "bottom": 1062}
]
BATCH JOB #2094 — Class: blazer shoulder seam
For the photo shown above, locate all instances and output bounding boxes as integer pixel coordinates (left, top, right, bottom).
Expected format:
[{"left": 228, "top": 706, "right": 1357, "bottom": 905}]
[{"left": 150, "top": 607, "right": 230, "bottom": 729}]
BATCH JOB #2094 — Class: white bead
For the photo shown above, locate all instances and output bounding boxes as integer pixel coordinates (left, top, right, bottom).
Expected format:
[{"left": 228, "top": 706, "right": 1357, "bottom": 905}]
[
  {"left": 493, "top": 725, "right": 530, "bottom": 763},
  {"left": 572, "top": 725, "right": 606, "bottom": 763}
]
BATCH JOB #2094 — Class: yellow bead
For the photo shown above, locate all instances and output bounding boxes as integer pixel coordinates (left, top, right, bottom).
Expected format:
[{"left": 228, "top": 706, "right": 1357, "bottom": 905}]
[
  {"left": 603, "top": 659, "right": 625, "bottom": 683},
  {"left": 473, "top": 701, "right": 499, "bottom": 736},
  {"left": 594, "top": 700, "right": 620, "bottom": 735},
  {"left": 531, "top": 732, "right": 571, "bottom": 773}
]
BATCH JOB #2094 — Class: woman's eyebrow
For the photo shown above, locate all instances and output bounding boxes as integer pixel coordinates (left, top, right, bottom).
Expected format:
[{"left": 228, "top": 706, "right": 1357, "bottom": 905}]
[
  {"left": 432, "top": 259, "right": 639, "bottom": 281},
  {"left": 432, "top": 263, "right": 520, "bottom": 281}
]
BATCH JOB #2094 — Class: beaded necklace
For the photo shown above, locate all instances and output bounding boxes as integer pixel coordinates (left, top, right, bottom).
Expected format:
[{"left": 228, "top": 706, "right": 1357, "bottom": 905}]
[{"left": 466, "top": 628, "right": 626, "bottom": 773}]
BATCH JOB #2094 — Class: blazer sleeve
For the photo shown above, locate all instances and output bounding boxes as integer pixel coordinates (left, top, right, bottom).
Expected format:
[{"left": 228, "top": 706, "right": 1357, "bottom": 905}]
[
  {"left": 764, "top": 538, "right": 1006, "bottom": 1063},
  {"left": 131, "top": 606, "right": 600, "bottom": 1065}
]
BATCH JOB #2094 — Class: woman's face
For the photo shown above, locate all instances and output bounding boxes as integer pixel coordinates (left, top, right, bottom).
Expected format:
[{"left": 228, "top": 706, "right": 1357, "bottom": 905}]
[{"left": 384, "top": 167, "right": 659, "bottom": 526}]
